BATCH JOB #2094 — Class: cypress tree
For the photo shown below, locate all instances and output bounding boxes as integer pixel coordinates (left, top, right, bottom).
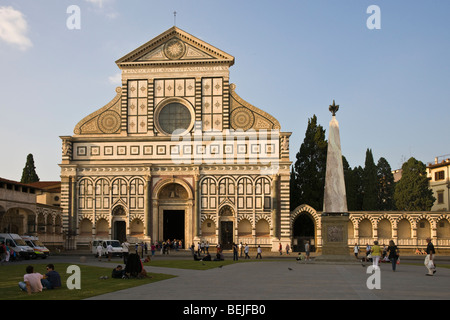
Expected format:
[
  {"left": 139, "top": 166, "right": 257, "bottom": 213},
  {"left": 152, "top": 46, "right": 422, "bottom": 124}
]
[
  {"left": 362, "top": 149, "right": 378, "bottom": 210},
  {"left": 20, "top": 153, "right": 40, "bottom": 184},
  {"left": 292, "top": 115, "right": 328, "bottom": 211},
  {"left": 376, "top": 157, "right": 395, "bottom": 210},
  {"left": 343, "top": 156, "right": 358, "bottom": 211}
]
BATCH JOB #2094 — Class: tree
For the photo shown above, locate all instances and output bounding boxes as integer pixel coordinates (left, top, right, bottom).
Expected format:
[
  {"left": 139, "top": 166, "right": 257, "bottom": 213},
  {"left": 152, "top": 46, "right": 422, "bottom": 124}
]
[
  {"left": 376, "top": 157, "right": 395, "bottom": 210},
  {"left": 291, "top": 115, "right": 327, "bottom": 211},
  {"left": 394, "top": 157, "right": 435, "bottom": 211},
  {"left": 20, "top": 154, "right": 40, "bottom": 184},
  {"left": 343, "top": 156, "right": 362, "bottom": 211},
  {"left": 362, "top": 149, "right": 378, "bottom": 210}
]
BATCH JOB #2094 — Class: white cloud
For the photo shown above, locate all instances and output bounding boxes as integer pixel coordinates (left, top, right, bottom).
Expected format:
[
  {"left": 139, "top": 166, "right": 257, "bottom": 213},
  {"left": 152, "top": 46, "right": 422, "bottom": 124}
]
[
  {"left": 0, "top": 6, "right": 32, "bottom": 51},
  {"left": 84, "top": 0, "right": 118, "bottom": 19},
  {"left": 108, "top": 72, "right": 122, "bottom": 85},
  {"left": 84, "top": 0, "right": 107, "bottom": 8}
]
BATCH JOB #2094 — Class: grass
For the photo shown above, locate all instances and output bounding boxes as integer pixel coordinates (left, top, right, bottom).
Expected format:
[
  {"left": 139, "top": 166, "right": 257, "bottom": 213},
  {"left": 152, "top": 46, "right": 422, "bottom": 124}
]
[
  {"left": 0, "top": 263, "right": 175, "bottom": 300},
  {"left": 142, "top": 258, "right": 255, "bottom": 270}
]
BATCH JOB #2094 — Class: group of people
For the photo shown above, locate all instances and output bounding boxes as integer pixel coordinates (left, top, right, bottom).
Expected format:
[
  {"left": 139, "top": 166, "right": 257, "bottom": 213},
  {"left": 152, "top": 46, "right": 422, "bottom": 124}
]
[
  {"left": 233, "top": 243, "right": 263, "bottom": 260},
  {"left": 18, "top": 264, "right": 62, "bottom": 294},
  {"left": 278, "top": 242, "right": 292, "bottom": 255},
  {"left": 0, "top": 240, "right": 19, "bottom": 264},
  {"left": 191, "top": 242, "right": 264, "bottom": 261},
  {"left": 354, "top": 237, "right": 437, "bottom": 275},
  {"left": 355, "top": 240, "right": 401, "bottom": 271}
]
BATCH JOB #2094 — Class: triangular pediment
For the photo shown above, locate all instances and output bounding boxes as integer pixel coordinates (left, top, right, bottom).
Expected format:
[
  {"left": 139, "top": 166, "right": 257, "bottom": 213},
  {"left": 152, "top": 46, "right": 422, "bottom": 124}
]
[{"left": 116, "top": 27, "right": 234, "bottom": 67}]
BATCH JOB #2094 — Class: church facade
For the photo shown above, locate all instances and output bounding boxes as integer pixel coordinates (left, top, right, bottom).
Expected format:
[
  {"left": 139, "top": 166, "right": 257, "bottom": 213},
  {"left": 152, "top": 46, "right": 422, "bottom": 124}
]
[{"left": 59, "top": 27, "right": 292, "bottom": 251}]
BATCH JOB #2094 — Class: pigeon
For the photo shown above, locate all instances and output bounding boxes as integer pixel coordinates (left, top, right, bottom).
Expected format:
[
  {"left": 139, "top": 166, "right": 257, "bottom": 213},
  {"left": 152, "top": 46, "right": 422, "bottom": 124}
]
[
  {"left": 288, "top": 267, "right": 293, "bottom": 271},
  {"left": 218, "top": 265, "right": 223, "bottom": 268}
]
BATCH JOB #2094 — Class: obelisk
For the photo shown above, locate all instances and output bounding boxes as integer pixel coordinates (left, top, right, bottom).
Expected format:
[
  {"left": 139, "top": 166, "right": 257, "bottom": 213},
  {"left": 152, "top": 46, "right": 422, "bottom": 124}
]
[
  {"left": 322, "top": 100, "right": 348, "bottom": 216},
  {"left": 317, "top": 101, "right": 352, "bottom": 261}
]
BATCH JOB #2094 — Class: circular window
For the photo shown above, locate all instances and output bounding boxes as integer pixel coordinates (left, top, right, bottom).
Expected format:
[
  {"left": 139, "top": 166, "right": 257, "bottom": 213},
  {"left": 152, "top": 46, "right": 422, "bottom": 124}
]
[{"left": 157, "top": 102, "right": 192, "bottom": 135}]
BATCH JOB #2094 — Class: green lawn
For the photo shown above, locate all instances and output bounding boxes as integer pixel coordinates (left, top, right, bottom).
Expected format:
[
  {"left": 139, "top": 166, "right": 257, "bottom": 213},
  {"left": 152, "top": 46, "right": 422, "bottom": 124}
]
[
  {"left": 143, "top": 259, "right": 251, "bottom": 270},
  {"left": 0, "top": 263, "right": 175, "bottom": 300}
]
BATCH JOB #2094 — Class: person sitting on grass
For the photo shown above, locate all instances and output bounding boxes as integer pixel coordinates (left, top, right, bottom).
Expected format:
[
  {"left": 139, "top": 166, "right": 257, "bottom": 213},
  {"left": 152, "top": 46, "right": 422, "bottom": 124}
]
[
  {"left": 202, "top": 253, "right": 211, "bottom": 261},
  {"left": 18, "top": 265, "right": 43, "bottom": 295},
  {"left": 112, "top": 265, "right": 127, "bottom": 279},
  {"left": 42, "top": 264, "right": 61, "bottom": 289}
]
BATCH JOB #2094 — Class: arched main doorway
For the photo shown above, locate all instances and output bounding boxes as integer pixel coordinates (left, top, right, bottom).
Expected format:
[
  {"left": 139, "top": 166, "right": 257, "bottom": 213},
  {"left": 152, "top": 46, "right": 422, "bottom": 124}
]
[
  {"left": 152, "top": 179, "right": 193, "bottom": 247},
  {"left": 292, "top": 213, "right": 316, "bottom": 252}
]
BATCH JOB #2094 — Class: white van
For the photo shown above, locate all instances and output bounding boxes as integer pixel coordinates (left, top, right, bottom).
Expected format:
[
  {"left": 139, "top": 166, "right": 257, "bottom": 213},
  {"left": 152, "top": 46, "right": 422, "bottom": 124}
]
[
  {"left": 92, "top": 239, "right": 127, "bottom": 258},
  {"left": 0, "top": 233, "right": 35, "bottom": 260},
  {"left": 21, "top": 236, "right": 50, "bottom": 259}
]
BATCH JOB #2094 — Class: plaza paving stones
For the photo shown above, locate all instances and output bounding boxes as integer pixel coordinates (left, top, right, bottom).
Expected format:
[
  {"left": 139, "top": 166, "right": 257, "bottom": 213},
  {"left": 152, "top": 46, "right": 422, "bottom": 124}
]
[{"left": 85, "top": 258, "right": 450, "bottom": 300}]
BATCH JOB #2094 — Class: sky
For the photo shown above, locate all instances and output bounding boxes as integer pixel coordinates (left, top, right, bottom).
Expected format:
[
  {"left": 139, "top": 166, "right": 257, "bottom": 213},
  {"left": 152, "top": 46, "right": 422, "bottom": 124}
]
[{"left": 0, "top": 0, "right": 449, "bottom": 182}]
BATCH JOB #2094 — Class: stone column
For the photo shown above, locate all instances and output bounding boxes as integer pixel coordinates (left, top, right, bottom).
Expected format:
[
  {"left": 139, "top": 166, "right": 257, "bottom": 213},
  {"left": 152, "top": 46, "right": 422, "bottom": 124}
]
[
  {"left": 144, "top": 174, "right": 151, "bottom": 240},
  {"left": 271, "top": 174, "right": 279, "bottom": 238},
  {"left": 193, "top": 174, "right": 201, "bottom": 242}
]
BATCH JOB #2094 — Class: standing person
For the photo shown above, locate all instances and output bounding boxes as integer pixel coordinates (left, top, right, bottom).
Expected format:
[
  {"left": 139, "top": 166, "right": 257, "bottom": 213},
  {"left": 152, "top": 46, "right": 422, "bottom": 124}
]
[
  {"left": 256, "top": 245, "right": 262, "bottom": 259},
  {"left": 425, "top": 237, "right": 436, "bottom": 276},
  {"left": 387, "top": 240, "right": 399, "bottom": 272},
  {"left": 96, "top": 243, "right": 103, "bottom": 261},
  {"left": 239, "top": 242, "right": 243, "bottom": 257},
  {"left": 151, "top": 243, "right": 156, "bottom": 257},
  {"left": 305, "top": 241, "right": 310, "bottom": 262},
  {"left": 371, "top": 241, "right": 381, "bottom": 268},
  {"left": 107, "top": 243, "right": 113, "bottom": 261},
  {"left": 232, "top": 243, "right": 238, "bottom": 261},
  {"left": 353, "top": 243, "right": 360, "bottom": 260},
  {"left": 244, "top": 243, "right": 250, "bottom": 259},
  {"left": 122, "top": 239, "right": 130, "bottom": 264},
  {"left": 366, "top": 243, "right": 372, "bottom": 262},
  {"left": 18, "top": 265, "right": 43, "bottom": 295},
  {"left": 278, "top": 242, "right": 282, "bottom": 255},
  {"left": 285, "top": 243, "right": 290, "bottom": 255},
  {"left": 206, "top": 241, "right": 210, "bottom": 254},
  {"left": 200, "top": 241, "right": 205, "bottom": 254},
  {"left": 0, "top": 241, "right": 9, "bottom": 265}
]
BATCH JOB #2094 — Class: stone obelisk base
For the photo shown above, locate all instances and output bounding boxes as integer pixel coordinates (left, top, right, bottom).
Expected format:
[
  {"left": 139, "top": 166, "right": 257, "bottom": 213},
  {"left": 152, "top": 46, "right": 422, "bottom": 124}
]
[{"left": 315, "top": 215, "right": 355, "bottom": 263}]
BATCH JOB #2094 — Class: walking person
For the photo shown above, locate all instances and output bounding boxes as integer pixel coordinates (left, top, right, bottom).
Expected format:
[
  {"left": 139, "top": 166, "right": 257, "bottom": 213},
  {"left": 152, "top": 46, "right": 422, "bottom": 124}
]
[
  {"left": 387, "top": 240, "right": 399, "bottom": 272},
  {"left": 371, "top": 241, "right": 381, "bottom": 269},
  {"left": 285, "top": 243, "right": 290, "bottom": 255},
  {"left": 353, "top": 243, "right": 359, "bottom": 260},
  {"left": 244, "top": 243, "right": 250, "bottom": 259},
  {"left": 425, "top": 237, "right": 436, "bottom": 276},
  {"left": 256, "top": 245, "right": 262, "bottom": 259},
  {"left": 278, "top": 242, "right": 282, "bottom": 255}
]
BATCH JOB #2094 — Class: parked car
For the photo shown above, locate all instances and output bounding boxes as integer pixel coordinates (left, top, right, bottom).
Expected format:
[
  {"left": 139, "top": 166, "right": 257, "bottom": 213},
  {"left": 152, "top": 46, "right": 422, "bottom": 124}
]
[
  {"left": 21, "top": 235, "right": 50, "bottom": 259},
  {"left": 0, "top": 233, "right": 35, "bottom": 259},
  {"left": 92, "top": 239, "right": 128, "bottom": 258}
]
